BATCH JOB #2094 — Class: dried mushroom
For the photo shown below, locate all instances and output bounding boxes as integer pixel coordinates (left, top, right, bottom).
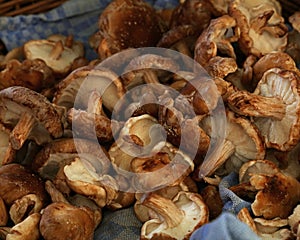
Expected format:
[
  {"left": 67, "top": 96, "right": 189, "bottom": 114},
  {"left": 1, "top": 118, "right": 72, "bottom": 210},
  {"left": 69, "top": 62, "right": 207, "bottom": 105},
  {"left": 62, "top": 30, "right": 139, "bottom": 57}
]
[
  {"left": 0, "top": 59, "right": 54, "bottom": 92},
  {"left": 198, "top": 111, "right": 265, "bottom": 177},
  {"left": 228, "top": 68, "right": 300, "bottom": 151},
  {"left": 9, "top": 194, "right": 43, "bottom": 224},
  {"left": 131, "top": 142, "right": 194, "bottom": 191},
  {"left": 32, "top": 138, "right": 110, "bottom": 181},
  {"left": 0, "top": 86, "right": 64, "bottom": 150},
  {"left": 6, "top": 213, "right": 41, "bottom": 240},
  {"left": 229, "top": 0, "right": 288, "bottom": 57},
  {"left": 64, "top": 157, "right": 118, "bottom": 207},
  {"left": 194, "top": 15, "right": 238, "bottom": 78},
  {"left": 247, "top": 160, "right": 300, "bottom": 219},
  {"left": 0, "top": 164, "right": 48, "bottom": 206},
  {"left": 24, "top": 39, "right": 82, "bottom": 77},
  {"left": 140, "top": 191, "right": 209, "bottom": 240},
  {"left": 40, "top": 202, "right": 95, "bottom": 240},
  {"left": 97, "top": 0, "right": 165, "bottom": 59},
  {"left": 53, "top": 66, "right": 124, "bottom": 113}
]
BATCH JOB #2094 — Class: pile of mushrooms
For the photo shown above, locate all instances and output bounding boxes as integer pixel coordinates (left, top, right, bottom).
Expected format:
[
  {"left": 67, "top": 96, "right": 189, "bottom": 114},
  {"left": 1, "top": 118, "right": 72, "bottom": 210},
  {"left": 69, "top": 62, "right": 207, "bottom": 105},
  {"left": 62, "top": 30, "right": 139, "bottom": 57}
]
[{"left": 0, "top": 0, "right": 300, "bottom": 239}]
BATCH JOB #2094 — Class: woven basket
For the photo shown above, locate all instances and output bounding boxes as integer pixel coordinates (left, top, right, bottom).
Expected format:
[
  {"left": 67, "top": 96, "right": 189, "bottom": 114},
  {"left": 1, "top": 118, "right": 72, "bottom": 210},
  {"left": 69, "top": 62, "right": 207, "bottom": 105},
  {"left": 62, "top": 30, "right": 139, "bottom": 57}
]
[{"left": 0, "top": 0, "right": 68, "bottom": 16}]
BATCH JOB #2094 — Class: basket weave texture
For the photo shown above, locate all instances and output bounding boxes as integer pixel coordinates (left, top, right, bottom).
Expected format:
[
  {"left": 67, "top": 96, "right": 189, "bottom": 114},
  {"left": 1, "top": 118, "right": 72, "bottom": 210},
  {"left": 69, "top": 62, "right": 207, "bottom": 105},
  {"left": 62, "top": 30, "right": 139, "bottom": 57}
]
[{"left": 0, "top": 0, "right": 68, "bottom": 16}]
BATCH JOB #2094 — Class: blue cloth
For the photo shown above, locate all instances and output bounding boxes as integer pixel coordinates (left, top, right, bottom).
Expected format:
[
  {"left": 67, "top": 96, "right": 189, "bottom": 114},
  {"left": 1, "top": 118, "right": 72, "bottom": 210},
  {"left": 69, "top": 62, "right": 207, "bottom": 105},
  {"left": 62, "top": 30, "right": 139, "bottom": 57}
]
[
  {"left": 219, "top": 172, "right": 252, "bottom": 214},
  {"left": 190, "top": 212, "right": 261, "bottom": 240}
]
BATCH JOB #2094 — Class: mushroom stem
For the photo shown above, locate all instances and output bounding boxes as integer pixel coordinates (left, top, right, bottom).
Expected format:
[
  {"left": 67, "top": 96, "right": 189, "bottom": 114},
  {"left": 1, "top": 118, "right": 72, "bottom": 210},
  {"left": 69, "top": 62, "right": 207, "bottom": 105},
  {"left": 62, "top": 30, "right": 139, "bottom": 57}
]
[
  {"left": 87, "top": 91, "right": 104, "bottom": 115},
  {"left": 65, "top": 35, "right": 74, "bottom": 48},
  {"left": 10, "top": 112, "right": 36, "bottom": 150},
  {"left": 142, "top": 193, "right": 184, "bottom": 228},
  {"left": 228, "top": 91, "right": 286, "bottom": 120},
  {"left": 49, "top": 41, "right": 64, "bottom": 60},
  {"left": 143, "top": 70, "right": 160, "bottom": 84},
  {"left": 199, "top": 139, "right": 235, "bottom": 177}
]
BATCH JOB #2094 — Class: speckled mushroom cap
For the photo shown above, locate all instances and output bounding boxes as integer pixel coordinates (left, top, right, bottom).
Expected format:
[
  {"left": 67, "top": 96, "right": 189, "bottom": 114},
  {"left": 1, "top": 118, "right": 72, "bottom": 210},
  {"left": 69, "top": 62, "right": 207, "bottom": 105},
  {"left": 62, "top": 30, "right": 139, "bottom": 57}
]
[{"left": 97, "top": 0, "right": 165, "bottom": 59}]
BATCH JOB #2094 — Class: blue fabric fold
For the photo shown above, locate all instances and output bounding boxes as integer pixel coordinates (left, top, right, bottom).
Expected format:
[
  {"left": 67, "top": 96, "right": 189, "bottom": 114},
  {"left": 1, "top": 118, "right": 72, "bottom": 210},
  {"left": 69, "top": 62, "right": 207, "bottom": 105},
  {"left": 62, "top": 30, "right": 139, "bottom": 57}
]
[
  {"left": 219, "top": 172, "right": 252, "bottom": 214},
  {"left": 190, "top": 212, "right": 261, "bottom": 240}
]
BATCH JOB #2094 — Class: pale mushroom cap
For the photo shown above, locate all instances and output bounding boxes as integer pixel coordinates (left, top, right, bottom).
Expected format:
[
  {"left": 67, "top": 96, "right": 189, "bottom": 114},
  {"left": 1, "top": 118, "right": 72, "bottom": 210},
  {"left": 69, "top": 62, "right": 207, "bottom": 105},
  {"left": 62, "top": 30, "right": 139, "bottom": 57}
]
[
  {"left": 141, "top": 191, "right": 209, "bottom": 239},
  {"left": 229, "top": 0, "right": 287, "bottom": 56},
  {"left": 24, "top": 40, "right": 80, "bottom": 75},
  {"left": 6, "top": 213, "right": 41, "bottom": 240},
  {"left": 253, "top": 68, "right": 300, "bottom": 151}
]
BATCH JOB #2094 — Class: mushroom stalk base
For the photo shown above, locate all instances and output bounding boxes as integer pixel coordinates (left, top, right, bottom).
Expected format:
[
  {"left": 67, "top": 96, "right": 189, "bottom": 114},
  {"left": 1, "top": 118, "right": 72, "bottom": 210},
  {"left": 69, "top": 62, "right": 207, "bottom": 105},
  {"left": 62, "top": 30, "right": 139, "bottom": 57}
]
[
  {"left": 142, "top": 193, "right": 184, "bottom": 228},
  {"left": 10, "top": 112, "right": 36, "bottom": 150}
]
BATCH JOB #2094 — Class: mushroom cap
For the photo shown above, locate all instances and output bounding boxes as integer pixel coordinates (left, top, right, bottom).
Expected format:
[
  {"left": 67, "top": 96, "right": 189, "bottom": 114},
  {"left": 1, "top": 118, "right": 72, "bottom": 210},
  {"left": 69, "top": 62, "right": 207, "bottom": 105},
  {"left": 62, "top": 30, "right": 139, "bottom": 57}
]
[
  {"left": 0, "top": 86, "right": 63, "bottom": 141},
  {"left": 229, "top": 0, "right": 287, "bottom": 57},
  {"left": 6, "top": 213, "right": 41, "bottom": 240},
  {"left": 24, "top": 39, "right": 81, "bottom": 76},
  {"left": 170, "top": 0, "right": 212, "bottom": 30},
  {"left": 249, "top": 161, "right": 300, "bottom": 219},
  {"left": 53, "top": 66, "right": 124, "bottom": 113},
  {"left": 64, "top": 157, "right": 118, "bottom": 207},
  {"left": 194, "top": 14, "right": 237, "bottom": 69},
  {"left": 39, "top": 202, "right": 95, "bottom": 240},
  {"left": 0, "top": 164, "right": 48, "bottom": 206},
  {"left": 199, "top": 111, "right": 265, "bottom": 176},
  {"left": 32, "top": 138, "right": 110, "bottom": 180},
  {"left": 0, "top": 59, "right": 55, "bottom": 92},
  {"left": 141, "top": 191, "right": 209, "bottom": 239},
  {"left": 253, "top": 68, "right": 300, "bottom": 151},
  {"left": 98, "top": 0, "right": 164, "bottom": 58},
  {"left": 253, "top": 52, "right": 298, "bottom": 83}
]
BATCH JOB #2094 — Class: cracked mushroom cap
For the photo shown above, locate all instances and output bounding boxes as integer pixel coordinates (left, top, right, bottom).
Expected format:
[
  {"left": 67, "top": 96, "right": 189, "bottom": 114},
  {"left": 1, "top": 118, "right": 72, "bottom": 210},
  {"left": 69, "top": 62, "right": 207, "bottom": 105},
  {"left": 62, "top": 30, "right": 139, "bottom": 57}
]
[
  {"left": 228, "top": 68, "right": 300, "bottom": 151},
  {"left": 0, "top": 164, "right": 48, "bottom": 206},
  {"left": 140, "top": 191, "right": 209, "bottom": 240},
  {"left": 97, "top": 0, "right": 165, "bottom": 59},
  {"left": 229, "top": 0, "right": 288, "bottom": 57},
  {"left": 247, "top": 160, "right": 300, "bottom": 219},
  {"left": 24, "top": 39, "right": 82, "bottom": 76},
  {"left": 0, "top": 86, "right": 64, "bottom": 149},
  {"left": 40, "top": 202, "right": 95, "bottom": 240},
  {"left": 198, "top": 110, "right": 265, "bottom": 177}
]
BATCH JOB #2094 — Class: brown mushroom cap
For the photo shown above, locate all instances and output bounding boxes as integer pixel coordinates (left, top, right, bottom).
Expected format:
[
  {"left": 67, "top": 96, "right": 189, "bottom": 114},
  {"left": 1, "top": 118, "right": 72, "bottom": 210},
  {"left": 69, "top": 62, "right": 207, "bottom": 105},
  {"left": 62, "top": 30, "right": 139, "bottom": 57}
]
[
  {"left": 0, "top": 164, "right": 48, "bottom": 206},
  {"left": 0, "top": 86, "right": 63, "bottom": 141},
  {"left": 24, "top": 39, "right": 81, "bottom": 76},
  {"left": 97, "top": 0, "right": 165, "bottom": 59},
  {"left": 0, "top": 59, "right": 54, "bottom": 92},
  {"left": 40, "top": 202, "right": 95, "bottom": 240}
]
